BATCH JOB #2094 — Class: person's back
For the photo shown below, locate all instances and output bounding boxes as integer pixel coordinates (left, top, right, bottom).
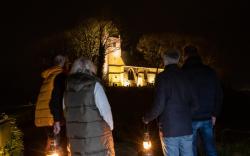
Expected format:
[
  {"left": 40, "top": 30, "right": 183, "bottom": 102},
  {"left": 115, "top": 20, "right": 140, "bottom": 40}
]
[
  {"left": 35, "top": 65, "right": 64, "bottom": 127},
  {"left": 182, "top": 57, "right": 222, "bottom": 120},
  {"left": 143, "top": 49, "right": 198, "bottom": 156},
  {"left": 34, "top": 54, "right": 66, "bottom": 153},
  {"left": 63, "top": 58, "right": 115, "bottom": 156},
  {"left": 182, "top": 45, "right": 223, "bottom": 156},
  {"left": 156, "top": 64, "right": 194, "bottom": 137}
]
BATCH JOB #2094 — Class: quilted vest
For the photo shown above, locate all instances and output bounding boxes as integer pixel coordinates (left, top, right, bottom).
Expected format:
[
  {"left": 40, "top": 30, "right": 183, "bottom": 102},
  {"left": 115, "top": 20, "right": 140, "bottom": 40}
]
[
  {"left": 35, "top": 66, "right": 63, "bottom": 127},
  {"left": 64, "top": 73, "right": 115, "bottom": 156}
]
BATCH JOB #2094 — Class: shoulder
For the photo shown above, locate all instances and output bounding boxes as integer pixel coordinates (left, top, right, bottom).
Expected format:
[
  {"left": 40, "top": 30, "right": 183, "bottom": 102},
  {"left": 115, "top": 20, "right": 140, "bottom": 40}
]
[
  {"left": 55, "top": 73, "right": 66, "bottom": 81},
  {"left": 202, "top": 65, "right": 217, "bottom": 75},
  {"left": 156, "top": 71, "right": 165, "bottom": 80},
  {"left": 155, "top": 71, "right": 170, "bottom": 84}
]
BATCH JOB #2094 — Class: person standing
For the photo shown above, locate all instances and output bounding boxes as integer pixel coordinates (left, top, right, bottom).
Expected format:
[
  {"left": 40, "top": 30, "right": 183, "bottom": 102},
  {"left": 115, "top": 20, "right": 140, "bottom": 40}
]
[
  {"left": 182, "top": 45, "right": 223, "bottom": 156},
  {"left": 55, "top": 57, "right": 115, "bottom": 156},
  {"left": 143, "top": 49, "right": 198, "bottom": 156},
  {"left": 35, "top": 54, "right": 66, "bottom": 152},
  {"left": 49, "top": 57, "right": 69, "bottom": 155}
]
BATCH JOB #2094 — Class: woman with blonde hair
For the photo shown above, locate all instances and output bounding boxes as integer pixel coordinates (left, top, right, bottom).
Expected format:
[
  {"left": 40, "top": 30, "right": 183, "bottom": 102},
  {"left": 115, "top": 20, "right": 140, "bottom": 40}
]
[{"left": 57, "top": 57, "right": 115, "bottom": 156}]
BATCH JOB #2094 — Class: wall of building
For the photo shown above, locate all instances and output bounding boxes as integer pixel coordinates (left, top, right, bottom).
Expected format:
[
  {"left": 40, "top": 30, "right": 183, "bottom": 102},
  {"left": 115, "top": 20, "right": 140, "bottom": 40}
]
[{"left": 104, "top": 36, "right": 163, "bottom": 87}]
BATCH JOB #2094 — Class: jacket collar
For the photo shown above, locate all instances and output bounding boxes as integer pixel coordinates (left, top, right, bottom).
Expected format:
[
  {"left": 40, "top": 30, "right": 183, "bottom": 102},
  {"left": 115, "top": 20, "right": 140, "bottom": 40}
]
[
  {"left": 164, "top": 64, "right": 179, "bottom": 70},
  {"left": 183, "top": 56, "right": 203, "bottom": 68}
]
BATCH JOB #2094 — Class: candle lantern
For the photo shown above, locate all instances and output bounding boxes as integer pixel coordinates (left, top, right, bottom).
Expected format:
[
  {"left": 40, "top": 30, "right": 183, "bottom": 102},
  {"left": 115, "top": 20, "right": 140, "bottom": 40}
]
[
  {"left": 46, "top": 136, "right": 60, "bottom": 156},
  {"left": 142, "top": 125, "right": 153, "bottom": 156}
]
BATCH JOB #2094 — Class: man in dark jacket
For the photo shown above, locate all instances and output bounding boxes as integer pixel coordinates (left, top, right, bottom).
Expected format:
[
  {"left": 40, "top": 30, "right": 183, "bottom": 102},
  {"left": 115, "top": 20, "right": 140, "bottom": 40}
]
[
  {"left": 143, "top": 49, "right": 198, "bottom": 156},
  {"left": 182, "top": 45, "right": 223, "bottom": 156}
]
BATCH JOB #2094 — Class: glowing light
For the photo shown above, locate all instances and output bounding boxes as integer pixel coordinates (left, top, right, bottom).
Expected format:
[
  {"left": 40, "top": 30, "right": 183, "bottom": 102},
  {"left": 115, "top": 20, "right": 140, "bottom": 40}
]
[
  {"left": 124, "top": 81, "right": 130, "bottom": 87},
  {"left": 46, "top": 152, "right": 59, "bottom": 156},
  {"left": 113, "top": 49, "right": 120, "bottom": 57},
  {"left": 137, "top": 77, "right": 143, "bottom": 86},
  {"left": 143, "top": 141, "right": 152, "bottom": 150},
  {"left": 143, "top": 132, "right": 152, "bottom": 150}
]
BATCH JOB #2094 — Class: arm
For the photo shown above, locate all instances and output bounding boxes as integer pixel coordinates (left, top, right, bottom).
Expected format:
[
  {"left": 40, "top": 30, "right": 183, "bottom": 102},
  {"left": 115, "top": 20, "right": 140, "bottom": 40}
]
[
  {"left": 212, "top": 76, "right": 223, "bottom": 126},
  {"left": 49, "top": 73, "right": 65, "bottom": 122},
  {"left": 144, "top": 75, "right": 168, "bottom": 123},
  {"left": 94, "top": 82, "right": 114, "bottom": 130}
]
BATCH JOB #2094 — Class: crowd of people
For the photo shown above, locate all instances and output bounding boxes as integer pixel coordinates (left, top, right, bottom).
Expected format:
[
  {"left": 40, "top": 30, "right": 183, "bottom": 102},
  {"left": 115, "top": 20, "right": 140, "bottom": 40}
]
[{"left": 34, "top": 45, "right": 223, "bottom": 156}]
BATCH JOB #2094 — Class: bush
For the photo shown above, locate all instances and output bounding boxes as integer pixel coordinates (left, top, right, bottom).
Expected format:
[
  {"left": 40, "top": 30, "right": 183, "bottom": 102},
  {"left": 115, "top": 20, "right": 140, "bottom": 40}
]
[{"left": 0, "top": 118, "right": 24, "bottom": 156}]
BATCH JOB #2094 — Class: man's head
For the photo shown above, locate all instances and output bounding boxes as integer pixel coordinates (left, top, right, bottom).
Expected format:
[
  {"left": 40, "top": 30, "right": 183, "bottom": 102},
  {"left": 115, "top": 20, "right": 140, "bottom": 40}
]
[
  {"left": 161, "top": 48, "right": 180, "bottom": 66},
  {"left": 54, "top": 54, "right": 66, "bottom": 67},
  {"left": 183, "top": 45, "right": 199, "bottom": 61}
]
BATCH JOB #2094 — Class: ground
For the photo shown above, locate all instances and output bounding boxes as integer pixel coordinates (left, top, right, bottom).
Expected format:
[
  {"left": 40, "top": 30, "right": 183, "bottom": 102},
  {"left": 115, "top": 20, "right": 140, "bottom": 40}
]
[{"left": 9, "top": 87, "right": 250, "bottom": 155}]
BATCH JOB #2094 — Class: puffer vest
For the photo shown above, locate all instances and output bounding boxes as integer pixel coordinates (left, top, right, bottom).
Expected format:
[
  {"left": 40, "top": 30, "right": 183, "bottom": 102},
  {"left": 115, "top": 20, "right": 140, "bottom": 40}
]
[
  {"left": 64, "top": 73, "right": 115, "bottom": 156},
  {"left": 35, "top": 66, "right": 63, "bottom": 127}
]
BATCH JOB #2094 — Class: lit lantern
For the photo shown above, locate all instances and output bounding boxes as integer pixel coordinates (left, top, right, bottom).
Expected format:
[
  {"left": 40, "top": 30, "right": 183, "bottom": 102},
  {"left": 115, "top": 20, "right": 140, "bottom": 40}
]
[
  {"left": 46, "top": 152, "right": 59, "bottom": 156},
  {"left": 143, "top": 132, "right": 153, "bottom": 156},
  {"left": 46, "top": 138, "right": 59, "bottom": 156}
]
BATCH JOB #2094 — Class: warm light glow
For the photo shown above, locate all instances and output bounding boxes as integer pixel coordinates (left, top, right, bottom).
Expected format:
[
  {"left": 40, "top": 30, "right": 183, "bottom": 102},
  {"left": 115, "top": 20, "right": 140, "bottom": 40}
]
[
  {"left": 113, "top": 49, "right": 120, "bottom": 57},
  {"left": 143, "top": 141, "right": 152, "bottom": 150},
  {"left": 46, "top": 152, "right": 59, "bottom": 156},
  {"left": 124, "top": 81, "right": 130, "bottom": 86},
  {"left": 137, "top": 77, "right": 143, "bottom": 86}
]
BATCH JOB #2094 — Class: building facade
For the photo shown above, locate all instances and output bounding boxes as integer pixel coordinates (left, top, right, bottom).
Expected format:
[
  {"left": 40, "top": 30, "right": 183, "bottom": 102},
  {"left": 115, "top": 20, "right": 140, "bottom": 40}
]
[{"left": 103, "top": 37, "right": 163, "bottom": 87}]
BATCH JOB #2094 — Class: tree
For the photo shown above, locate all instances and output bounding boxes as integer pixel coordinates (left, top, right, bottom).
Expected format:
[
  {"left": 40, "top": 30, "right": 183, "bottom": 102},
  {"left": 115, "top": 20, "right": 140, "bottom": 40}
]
[
  {"left": 136, "top": 33, "right": 217, "bottom": 70},
  {"left": 137, "top": 34, "right": 165, "bottom": 74},
  {"left": 65, "top": 18, "right": 119, "bottom": 78}
]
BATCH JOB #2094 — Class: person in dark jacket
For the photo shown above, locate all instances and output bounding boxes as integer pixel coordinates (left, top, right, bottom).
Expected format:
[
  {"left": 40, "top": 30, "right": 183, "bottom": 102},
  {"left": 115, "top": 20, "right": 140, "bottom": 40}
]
[
  {"left": 182, "top": 45, "right": 223, "bottom": 156},
  {"left": 143, "top": 49, "right": 198, "bottom": 156}
]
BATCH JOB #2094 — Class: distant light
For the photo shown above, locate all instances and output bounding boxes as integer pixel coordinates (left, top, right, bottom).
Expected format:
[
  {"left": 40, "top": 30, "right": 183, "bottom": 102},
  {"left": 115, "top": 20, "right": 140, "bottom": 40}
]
[
  {"left": 113, "top": 49, "right": 120, "bottom": 57},
  {"left": 124, "top": 81, "right": 130, "bottom": 87}
]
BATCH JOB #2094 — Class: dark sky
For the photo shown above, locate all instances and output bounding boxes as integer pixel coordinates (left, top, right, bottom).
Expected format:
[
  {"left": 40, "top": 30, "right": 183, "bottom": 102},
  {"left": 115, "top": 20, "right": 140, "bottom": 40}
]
[{"left": 1, "top": 0, "right": 250, "bottom": 107}]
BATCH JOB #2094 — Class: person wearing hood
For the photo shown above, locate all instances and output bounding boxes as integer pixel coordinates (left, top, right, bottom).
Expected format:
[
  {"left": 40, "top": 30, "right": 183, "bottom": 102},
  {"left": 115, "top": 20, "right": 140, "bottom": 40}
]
[
  {"left": 54, "top": 57, "right": 115, "bottom": 156},
  {"left": 34, "top": 54, "right": 66, "bottom": 151},
  {"left": 182, "top": 45, "right": 223, "bottom": 156}
]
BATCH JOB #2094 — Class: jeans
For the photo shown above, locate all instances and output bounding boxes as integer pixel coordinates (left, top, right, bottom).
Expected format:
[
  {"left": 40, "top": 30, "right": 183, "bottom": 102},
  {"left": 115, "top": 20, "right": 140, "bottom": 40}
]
[
  {"left": 160, "top": 132, "right": 193, "bottom": 156},
  {"left": 192, "top": 120, "right": 217, "bottom": 156}
]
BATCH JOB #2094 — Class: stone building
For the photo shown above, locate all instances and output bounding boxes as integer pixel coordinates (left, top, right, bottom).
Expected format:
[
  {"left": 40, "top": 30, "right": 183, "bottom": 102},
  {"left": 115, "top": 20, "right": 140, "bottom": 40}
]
[{"left": 103, "top": 36, "right": 163, "bottom": 87}]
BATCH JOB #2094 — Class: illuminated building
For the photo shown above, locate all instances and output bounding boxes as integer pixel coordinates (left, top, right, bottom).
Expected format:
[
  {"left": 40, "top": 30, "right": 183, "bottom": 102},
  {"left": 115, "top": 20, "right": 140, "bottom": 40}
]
[{"left": 103, "top": 36, "right": 163, "bottom": 87}]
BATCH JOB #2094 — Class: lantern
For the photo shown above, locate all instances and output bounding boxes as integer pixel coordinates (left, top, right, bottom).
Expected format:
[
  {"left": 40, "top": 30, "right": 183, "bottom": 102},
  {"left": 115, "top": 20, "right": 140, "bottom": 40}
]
[
  {"left": 142, "top": 132, "right": 153, "bottom": 156},
  {"left": 46, "top": 137, "right": 59, "bottom": 156}
]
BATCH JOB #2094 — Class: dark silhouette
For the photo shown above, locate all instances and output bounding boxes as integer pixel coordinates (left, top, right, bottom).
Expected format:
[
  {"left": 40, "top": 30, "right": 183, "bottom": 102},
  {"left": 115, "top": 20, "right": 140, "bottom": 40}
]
[
  {"left": 143, "top": 49, "right": 198, "bottom": 156},
  {"left": 182, "top": 45, "right": 223, "bottom": 156}
]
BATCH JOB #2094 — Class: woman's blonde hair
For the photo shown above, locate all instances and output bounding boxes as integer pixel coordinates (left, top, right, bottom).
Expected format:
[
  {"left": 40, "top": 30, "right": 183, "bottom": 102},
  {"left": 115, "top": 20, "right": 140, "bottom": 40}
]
[{"left": 69, "top": 57, "right": 97, "bottom": 75}]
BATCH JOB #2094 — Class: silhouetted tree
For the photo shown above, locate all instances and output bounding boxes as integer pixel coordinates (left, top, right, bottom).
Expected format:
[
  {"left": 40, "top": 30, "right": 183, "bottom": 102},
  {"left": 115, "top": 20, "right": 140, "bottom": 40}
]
[
  {"left": 136, "top": 33, "right": 217, "bottom": 70},
  {"left": 66, "top": 18, "right": 119, "bottom": 79}
]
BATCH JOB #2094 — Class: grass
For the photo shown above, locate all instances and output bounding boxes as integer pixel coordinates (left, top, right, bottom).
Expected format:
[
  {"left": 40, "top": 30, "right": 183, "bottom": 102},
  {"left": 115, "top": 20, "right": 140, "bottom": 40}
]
[{"left": 3, "top": 87, "right": 250, "bottom": 155}]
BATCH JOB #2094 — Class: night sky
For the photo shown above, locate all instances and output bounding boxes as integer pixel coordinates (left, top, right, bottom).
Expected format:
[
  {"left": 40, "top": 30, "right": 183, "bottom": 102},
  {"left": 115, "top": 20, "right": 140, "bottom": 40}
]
[{"left": 1, "top": 0, "right": 250, "bottom": 108}]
